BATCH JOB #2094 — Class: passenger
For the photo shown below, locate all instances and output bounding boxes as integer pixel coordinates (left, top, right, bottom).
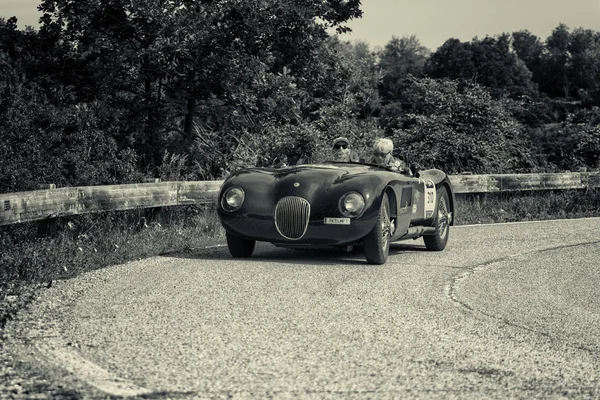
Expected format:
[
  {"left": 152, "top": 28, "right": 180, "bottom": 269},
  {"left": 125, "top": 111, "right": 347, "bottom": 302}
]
[{"left": 370, "top": 138, "right": 410, "bottom": 174}]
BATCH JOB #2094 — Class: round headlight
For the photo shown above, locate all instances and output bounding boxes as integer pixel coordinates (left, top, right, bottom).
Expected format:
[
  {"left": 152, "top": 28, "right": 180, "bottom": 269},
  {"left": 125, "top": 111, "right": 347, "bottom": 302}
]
[
  {"left": 339, "top": 191, "right": 365, "bottom": 217},
  {"left": 221, "top": 187, "right": 245, "bottom": 212}
]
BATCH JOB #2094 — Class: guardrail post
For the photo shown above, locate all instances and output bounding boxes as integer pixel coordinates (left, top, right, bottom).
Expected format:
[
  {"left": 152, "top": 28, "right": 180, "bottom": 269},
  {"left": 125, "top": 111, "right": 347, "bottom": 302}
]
[
  {"left": 34, "top": 184, "right": 58, "bottom": 237},
  {"left": 141, "top": 178, "right": 163, "bottom": 227},
  {"left": 37, "top": 184, "right": 57, "bottom": 190},
  {"left": 143, "top": 206, "right": 163, "bottom": 227},
  {"left": 37, "top": 217, "right": 58, "bottom": 237}
]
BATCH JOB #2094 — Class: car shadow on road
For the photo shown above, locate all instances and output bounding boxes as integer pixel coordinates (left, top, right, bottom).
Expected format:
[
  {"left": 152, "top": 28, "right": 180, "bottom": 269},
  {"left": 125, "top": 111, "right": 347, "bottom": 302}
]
[{"left": 163, "top": 241, "right": 429, "bottom": 266}]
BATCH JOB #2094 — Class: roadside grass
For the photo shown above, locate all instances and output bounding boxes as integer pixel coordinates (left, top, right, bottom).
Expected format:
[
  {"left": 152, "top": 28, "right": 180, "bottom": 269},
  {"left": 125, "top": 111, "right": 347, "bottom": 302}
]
[
  {"left": 456, "top": 188, "right": 600, "bottom": 225},
  {"left": 2, "top": 188, "right": 600, "bottom": 332},
  {"left": 0, "top": 205, "right": 224, "bottom": 332}
]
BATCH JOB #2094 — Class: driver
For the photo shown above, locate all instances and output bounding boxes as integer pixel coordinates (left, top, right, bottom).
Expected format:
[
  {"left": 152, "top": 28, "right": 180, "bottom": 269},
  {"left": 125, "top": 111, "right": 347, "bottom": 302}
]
[{"left": 331, "top": 136, "right": 353, "bottom": 162}]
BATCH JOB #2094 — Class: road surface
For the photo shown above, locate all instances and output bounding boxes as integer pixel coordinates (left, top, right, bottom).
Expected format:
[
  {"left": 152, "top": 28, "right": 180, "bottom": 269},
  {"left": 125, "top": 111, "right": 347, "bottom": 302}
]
[{"left": 5, "top": 218, "right": 600, "bottom": 399}]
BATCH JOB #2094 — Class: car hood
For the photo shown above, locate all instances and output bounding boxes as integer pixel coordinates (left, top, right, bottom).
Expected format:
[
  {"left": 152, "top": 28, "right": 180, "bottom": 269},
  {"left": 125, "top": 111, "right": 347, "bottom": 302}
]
[
  {"left": 224, "top": 163, "right": 382, "bottom": 193},
  {"left": 221, "top": 163, "right": 396, "bottom": 212}
]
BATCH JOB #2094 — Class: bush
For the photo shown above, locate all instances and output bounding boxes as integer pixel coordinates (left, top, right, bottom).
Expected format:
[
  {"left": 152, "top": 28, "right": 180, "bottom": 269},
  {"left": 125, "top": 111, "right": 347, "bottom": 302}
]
[
  {"left": 527, "top": 119, "right": 600, "bottom": 171},
  {"left": 0, "top": 205, "right": 222, "bottom": 289},
  {"left": 0, "top": 87, "right": 143, "bottom": 192},
  {"left": 387, "top": 77, "right": 538, "bottom": 174}
]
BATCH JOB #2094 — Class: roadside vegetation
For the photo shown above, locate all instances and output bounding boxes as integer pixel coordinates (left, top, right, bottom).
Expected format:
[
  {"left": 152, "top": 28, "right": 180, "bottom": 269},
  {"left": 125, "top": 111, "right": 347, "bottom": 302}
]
[
  {"left": 456, "top": 189, "right": 600, "bottom": 224},
  {"left": 0, "top": 206, "right": 222, "bottom": 327}
]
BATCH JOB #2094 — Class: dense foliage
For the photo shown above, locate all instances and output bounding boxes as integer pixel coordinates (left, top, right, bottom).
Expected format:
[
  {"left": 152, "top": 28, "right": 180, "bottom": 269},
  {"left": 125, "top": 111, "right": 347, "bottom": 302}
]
[
  {"left": 389, "top": 78, "right": 536, "bottom": 174},
  {"left": 1, "top": 3, "right": 600, "bottom": 192}
]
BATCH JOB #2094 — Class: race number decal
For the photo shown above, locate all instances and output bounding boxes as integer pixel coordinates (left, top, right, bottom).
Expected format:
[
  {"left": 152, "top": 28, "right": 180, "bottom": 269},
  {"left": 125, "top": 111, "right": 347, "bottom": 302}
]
[{"left": 424, "top": 179, "right": 436, "bottom": 219}]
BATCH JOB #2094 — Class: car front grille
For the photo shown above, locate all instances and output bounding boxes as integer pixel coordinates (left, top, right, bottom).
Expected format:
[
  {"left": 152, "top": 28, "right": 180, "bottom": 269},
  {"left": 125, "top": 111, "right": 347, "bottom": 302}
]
[{"left": 274, "top": 196, "right": 311, "bottom": 240}]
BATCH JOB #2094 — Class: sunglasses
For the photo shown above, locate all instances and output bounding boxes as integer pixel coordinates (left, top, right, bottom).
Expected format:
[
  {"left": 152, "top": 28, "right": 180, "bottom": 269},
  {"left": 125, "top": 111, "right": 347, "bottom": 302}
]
[
  {"left": 333, "top": 144, "right": 348, "bottom": 150},
  {"left": 373, "top": 151, "right": 390, "bottom": 157}
]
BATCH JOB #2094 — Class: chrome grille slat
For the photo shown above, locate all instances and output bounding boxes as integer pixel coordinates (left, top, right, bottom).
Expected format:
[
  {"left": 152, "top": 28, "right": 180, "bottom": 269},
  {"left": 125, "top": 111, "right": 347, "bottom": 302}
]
[{"left": 274, "top": 196, "right": 310, "bottom": 240}]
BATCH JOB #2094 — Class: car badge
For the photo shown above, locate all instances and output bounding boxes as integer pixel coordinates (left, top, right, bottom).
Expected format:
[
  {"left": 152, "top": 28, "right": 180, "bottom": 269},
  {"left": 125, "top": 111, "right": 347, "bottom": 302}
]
[{"left": 293, "top": 182, "right": 300, "bottom": 187}]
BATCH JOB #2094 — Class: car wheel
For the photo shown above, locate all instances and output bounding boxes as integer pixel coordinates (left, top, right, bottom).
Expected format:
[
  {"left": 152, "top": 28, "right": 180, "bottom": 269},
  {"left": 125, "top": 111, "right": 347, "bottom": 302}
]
[
  {"left": 226, "top": 232, "right": 256, "bottom": 257},
  {"left": 423, "top": 186, "right": 451, "bottom": 251},
  {"left": 363, "top": 192, "right": 391, "bottom": 265}
]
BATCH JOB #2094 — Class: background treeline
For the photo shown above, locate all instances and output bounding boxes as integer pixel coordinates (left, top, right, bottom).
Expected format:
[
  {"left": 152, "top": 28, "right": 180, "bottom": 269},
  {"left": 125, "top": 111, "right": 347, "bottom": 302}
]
[{"left": 1, "top": 0, "right": 600, "bottom": 193}]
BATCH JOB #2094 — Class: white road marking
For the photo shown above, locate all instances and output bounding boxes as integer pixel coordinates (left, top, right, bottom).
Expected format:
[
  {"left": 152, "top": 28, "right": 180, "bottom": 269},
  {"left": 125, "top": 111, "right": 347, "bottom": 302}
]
[
  {"left": 23, "top": 244, "right": 231, "bottom": 397},
  {"left": 454, "top": 216, "right": 600, "bottom": 228},
  {"left": 35, "top": 324, "right": 152, "bottom": 397}
]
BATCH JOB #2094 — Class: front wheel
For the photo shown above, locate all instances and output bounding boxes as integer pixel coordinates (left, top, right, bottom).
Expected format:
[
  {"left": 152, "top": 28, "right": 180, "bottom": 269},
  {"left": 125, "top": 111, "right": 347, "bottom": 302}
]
[
  {"left": 363, "top": 193, "right": 392, "bottom": 265},
  {"left": 423, "top": 187, "right": 451, "bottom": 251},
  {"left": 226, "top": 232, "right": 256, "bottom": 257}
]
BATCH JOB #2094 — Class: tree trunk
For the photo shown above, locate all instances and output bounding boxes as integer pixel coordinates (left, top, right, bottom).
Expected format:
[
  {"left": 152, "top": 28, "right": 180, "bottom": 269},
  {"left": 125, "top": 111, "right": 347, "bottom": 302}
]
[
  {"left": 184, "top": 97, "right": 196, "bottom": 142},
  {"left": 144, "top": 78, "right": 161, "bottom": 170}
]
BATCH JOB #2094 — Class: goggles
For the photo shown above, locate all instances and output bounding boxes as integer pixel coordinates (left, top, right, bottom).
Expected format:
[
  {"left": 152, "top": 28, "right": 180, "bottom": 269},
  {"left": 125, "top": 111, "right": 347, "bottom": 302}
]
[
  {"left": 373, "top": 151, "right": 391, "bottom": 157},
  {"left": 333, "top": 143, "right": 348, "bottom": 150}
]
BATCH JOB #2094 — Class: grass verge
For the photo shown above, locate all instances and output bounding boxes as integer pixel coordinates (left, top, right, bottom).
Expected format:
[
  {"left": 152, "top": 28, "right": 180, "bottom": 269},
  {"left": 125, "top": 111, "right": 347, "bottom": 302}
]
[
  {"left": 456, "top": 188, "right": 600, "bottom": 225},
  {"left": 0, "top": 205, "right": 224, "bottom": 332}
]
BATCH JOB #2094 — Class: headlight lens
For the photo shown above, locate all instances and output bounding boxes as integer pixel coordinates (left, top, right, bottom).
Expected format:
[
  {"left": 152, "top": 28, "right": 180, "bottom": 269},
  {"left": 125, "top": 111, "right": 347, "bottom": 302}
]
[
  {"left": 221, "top": 187, "right": 245, "bottom": 212},
  {"left": 339, "top": 191, "right": 365, "bottom": 217}
]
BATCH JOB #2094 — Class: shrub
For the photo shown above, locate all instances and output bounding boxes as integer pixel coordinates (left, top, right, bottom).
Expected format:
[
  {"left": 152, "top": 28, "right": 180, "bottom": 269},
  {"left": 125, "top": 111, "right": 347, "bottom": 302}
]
[
  {"left": 388, "top": 77, "right": 538, "bottom": 174},
  {"left": 0, "top": 87, "right": 143, "bottom": 192}
]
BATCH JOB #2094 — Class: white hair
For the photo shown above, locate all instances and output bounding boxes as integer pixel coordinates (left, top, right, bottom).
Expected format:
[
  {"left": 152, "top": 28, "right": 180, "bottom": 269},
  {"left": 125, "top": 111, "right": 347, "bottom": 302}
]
[{"left": 373, "top": 138, "right": 393, "bottom": 154}]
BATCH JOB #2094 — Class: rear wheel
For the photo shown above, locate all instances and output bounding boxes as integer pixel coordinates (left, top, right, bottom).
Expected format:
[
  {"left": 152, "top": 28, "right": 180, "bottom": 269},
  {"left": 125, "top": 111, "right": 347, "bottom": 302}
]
[
  {"left": 226, "top": 232, "right": 256, "bottom": 257},
  {"left": 424, "top": 187, "right": 451, "bottom": 251},
  {"left": 363, "top": 193, "right": 392, "bottom": 265}
]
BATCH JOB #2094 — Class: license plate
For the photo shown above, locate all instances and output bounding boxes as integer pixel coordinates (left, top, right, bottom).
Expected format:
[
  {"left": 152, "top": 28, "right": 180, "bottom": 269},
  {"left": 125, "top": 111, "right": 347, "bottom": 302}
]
[{"left": 324, "top": 217, "right": 350, "bottom": 225}]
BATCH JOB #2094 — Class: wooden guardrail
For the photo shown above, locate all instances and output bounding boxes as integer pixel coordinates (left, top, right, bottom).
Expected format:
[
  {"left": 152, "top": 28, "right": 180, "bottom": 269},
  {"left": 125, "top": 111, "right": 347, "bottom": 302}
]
[
  {"left": 0, "top": 181, "right": 221, "bottom": 226},
  {"left": 1, "top": 172, "right": 599, "bottom": 226},
  {"left": 449, "top": 171, "right": 600, "bottom": 193}
]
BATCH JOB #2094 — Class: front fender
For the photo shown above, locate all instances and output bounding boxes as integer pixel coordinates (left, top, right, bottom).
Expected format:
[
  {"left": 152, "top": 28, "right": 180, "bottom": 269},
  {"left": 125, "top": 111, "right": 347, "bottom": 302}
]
[{"left": 417, "top": 169, "right": 456, "bottom": 226}]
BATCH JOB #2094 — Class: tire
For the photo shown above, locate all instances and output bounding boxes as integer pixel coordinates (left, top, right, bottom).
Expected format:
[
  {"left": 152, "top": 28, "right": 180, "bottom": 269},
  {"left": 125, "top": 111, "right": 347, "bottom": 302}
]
[
  {"left": 423, "top": 186, "right": 451, "bottom": 251},
  {"left": 226, "top": 232, "right": 256, "bottom": 257},
  {"left": 363, "top": 192, "right": 392, "bottom": 265}
]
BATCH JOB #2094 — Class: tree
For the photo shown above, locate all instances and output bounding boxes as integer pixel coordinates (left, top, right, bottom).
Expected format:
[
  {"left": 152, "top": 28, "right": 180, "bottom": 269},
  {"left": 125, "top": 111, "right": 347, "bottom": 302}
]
[
  {"left": 568, "top": 28, "right": 600, "bottom": 105},
  {"left": 311, "top": 38, "right": 382, "bottom": 119},
  {"left": 377, "top": 35, "right": 429, "bottom": 102},
  {"left": 542, "top": 23, "right": 572, "bottom": 98},
  {"left": 511, "top": 30, "right": 544, "bottom": 87},
  {"left": 389, "top": 77, "right": 536, "bottom": 174},
  {"left": 0, "top": 17, "right": 44, "bottom": 97},
  {"left": 189, "top": 36, "right": 385, "bottom": 178},
  {"left": 36, "top": 0, "right": 363, "bottom": 172},
  {"left": 425, "top": 35, "right": 536, "bottom": 98},
  {"left": 425, "top": 38, "right": 476, "bottom": 82},
  {"left": 470, "top": 34, "right": 535, "bottom": 98},
  {"left": 513, "top": 25, "right": 600, "bottom": 103}
]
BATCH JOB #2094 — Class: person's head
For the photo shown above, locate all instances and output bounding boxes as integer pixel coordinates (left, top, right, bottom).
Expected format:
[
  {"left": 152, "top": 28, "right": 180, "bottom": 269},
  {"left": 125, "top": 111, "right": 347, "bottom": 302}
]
[
  {"left": 332, "top": 136, "right": 351, "bottom": 162},
  {"left": 372, "top": 138, "right": 394, "bottom": 165}
]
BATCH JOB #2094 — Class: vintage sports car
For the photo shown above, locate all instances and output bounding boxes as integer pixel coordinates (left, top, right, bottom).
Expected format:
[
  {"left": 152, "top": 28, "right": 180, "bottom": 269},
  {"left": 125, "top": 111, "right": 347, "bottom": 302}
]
[{"left": 217, "top": 162, "right": 455, "bottom": 264}]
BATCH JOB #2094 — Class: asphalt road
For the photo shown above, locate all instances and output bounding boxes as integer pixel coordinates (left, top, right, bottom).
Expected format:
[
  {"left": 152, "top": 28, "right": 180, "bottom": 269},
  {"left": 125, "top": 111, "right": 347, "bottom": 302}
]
[{"left": 5, "top": 218, "right": 600, "bottom": 399}]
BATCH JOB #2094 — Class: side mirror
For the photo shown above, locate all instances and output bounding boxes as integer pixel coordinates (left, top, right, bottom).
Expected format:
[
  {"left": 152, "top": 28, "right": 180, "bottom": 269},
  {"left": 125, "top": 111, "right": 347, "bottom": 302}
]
[{"left": 410, "top": 163, "right": 420, "bottom": 178}]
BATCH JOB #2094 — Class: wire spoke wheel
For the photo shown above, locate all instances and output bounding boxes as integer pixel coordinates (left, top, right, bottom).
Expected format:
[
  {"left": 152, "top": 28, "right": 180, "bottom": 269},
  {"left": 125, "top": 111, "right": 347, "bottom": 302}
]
[
  {"left": 364, "top": 192, "right": 391, "bottom": 265},
  {"left": 437, "top": 195, "right": 449, "bottom": 240},
  {"left": 424, "top": 187, "right": 451, "bottom": 251},
  {"left": 381, "top": 201, "right": 391, "bottom": 250}
]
